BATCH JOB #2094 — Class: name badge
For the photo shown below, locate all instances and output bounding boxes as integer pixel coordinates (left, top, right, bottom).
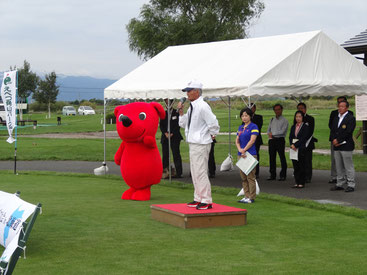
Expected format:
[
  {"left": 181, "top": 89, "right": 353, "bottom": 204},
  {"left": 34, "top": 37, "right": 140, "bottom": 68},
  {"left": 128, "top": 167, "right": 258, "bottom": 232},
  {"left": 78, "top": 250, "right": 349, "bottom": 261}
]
[{"left": 172, "top": 116, "right": 177, "bottom": 120}]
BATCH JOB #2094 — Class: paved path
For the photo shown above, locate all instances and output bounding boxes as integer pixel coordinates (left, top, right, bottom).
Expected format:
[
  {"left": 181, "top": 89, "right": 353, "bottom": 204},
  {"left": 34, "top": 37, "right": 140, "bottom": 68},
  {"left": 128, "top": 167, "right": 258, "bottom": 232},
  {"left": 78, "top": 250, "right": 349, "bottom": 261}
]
[{"left": 1, "top": 160, "right": 366, "bottom": 210}]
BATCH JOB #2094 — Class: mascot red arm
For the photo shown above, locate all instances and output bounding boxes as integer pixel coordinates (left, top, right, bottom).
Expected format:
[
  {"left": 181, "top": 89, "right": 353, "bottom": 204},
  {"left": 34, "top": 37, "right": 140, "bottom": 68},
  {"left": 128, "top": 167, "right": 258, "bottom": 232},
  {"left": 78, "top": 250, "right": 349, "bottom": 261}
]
[{"left": 114, "top": 102, "right": 165, "bottom": 201}]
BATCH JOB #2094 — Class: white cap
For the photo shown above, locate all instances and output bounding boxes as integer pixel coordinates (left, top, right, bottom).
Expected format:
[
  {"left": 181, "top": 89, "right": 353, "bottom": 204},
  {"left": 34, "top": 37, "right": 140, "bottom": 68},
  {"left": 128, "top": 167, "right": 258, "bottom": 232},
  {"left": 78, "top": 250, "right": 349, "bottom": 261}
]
[{"left": 182, "top": 79, "right": 203, "bottom": 92}]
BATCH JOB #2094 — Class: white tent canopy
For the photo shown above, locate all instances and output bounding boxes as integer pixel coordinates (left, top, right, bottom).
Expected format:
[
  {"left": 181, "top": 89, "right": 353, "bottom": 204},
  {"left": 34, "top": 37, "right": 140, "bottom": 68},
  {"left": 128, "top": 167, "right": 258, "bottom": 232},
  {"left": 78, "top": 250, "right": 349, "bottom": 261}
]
[{"left": 105, "top": 30, "right": 367, "bottom": 100}]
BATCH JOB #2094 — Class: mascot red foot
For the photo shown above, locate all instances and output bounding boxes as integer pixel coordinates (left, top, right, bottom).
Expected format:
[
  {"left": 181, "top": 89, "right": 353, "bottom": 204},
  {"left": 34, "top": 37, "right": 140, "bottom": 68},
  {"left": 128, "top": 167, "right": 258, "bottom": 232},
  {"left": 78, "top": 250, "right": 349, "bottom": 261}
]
[{"left": 114, "top": 102, "right": 165, "bottom": 201}]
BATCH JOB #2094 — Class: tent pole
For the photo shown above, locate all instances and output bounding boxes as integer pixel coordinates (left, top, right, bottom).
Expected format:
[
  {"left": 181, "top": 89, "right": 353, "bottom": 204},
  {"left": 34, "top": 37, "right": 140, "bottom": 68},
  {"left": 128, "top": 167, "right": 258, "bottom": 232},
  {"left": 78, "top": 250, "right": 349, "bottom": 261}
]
[
  {"left": 363, "top": 121, "right": 367, "bottom": 154},
  {"left": 228, "top": 96, "right": 231, "bottom": 156},
  {"left": 219, "top": 96, "right": 232, "bottom": 157},
  {"left": 363, "top": 54, "right": 367, "bottom": 155},
  {"left": 165, "top": 99, "right": 173, "bottom": 183},
  {"left": 14, "top": 70, "right": 18, "bottom": 175},
  {"left": 103, "top": 98, "right": 107, "bottom": 174}
]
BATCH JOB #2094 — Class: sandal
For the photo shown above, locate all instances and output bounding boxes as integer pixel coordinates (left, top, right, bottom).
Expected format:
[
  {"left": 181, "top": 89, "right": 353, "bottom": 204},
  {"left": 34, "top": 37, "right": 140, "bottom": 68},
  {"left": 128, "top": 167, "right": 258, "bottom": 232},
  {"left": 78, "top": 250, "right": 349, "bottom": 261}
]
[
  {"left": 292, "top": 184, "right": 298, "bottom": 188},
  {"left": 297, "top": 185, "right": 304, "bottom": 188}
]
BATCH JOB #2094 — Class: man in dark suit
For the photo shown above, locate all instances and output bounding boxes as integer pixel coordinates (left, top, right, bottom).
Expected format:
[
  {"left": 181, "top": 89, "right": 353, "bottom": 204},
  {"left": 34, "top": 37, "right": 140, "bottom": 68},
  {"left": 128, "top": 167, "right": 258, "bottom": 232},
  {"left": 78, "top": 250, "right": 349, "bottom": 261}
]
[
  {"left": 328, "top": 96, "right": 354, "bottom": 183},
  {"left": 160, "top": 99, "right": 183, "bottom": 178},
  {"left": 251, "top": 104, "right": 263, "bottom": 178},
  {"left": 297, "top": 103, "right": 316, "bottom": 183},
  {"left": 329, "top": 100, "right": 356, "bottom": 192}
]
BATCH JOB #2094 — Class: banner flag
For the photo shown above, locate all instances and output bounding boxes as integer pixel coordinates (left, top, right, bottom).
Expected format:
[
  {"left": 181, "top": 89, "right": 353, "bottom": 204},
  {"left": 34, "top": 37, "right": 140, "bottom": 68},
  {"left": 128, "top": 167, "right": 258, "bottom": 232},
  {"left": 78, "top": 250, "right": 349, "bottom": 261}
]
[
  {"left": 0, "top": 191, "right": 37, "bottom": 264},
  {"left": 0, "top": 70, "right": 17, "bottom": 144}
]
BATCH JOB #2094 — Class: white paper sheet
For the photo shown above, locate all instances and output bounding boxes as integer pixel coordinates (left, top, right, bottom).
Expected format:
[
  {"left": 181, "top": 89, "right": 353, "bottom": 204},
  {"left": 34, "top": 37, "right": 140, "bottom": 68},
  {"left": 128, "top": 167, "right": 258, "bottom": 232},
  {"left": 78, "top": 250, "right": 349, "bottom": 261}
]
[
  {"left": 290, "top": 148, "right": 298, "bottom": 160},
  {"left": 236, "top": 152, "right": 259, "bottom": 175}
]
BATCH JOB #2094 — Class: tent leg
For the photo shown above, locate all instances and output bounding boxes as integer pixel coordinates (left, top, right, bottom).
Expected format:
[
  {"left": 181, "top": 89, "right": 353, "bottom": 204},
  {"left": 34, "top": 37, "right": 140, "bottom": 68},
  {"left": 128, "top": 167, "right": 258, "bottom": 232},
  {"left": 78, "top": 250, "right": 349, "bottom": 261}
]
[
  {"left": 164, "top": 99, "right": 175, "bottom": 183},
  {"left": 94, "top": 99, "right": 108, "bottom": 175},
  {"left": 363, "top": 121, "right": 367, "bottom": 154},
  {"left": 103, "top": 98, "right": 107, "bottom": 174},
  {"left": 228, "top": 96, "right": 231, "bottom": 156},
  {"left": 219, "top": 96, "right": 232, "bottom": 157}
]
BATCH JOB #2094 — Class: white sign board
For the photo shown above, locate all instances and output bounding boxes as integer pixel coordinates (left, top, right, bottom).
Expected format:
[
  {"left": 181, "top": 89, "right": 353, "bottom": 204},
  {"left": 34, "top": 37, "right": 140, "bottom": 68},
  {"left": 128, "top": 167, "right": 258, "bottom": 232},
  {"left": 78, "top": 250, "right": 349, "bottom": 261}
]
[
  {"left": 355, "top": 95, "right": 367, "bottom": 121},
  {"left": 0, "top": 191, "right": 36, "bottom": 264},
  {"left": 0, "top": 71, "right": 17, "bottom": 143}
]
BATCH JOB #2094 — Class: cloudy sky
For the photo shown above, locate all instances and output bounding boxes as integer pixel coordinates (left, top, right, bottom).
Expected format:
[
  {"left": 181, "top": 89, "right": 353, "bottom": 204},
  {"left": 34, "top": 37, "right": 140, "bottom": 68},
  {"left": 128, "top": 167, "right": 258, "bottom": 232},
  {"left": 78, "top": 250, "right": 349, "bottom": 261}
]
[{"left": 0, "top": 0, "right": 365, "bottom": 80}]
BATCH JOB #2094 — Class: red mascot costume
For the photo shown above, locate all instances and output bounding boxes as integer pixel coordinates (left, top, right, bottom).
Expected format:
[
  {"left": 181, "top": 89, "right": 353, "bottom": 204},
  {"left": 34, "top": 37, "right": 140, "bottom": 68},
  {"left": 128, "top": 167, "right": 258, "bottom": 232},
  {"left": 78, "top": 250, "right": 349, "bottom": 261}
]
[{"left": 114, "top": 102, "right": 166, "bottom": 201}]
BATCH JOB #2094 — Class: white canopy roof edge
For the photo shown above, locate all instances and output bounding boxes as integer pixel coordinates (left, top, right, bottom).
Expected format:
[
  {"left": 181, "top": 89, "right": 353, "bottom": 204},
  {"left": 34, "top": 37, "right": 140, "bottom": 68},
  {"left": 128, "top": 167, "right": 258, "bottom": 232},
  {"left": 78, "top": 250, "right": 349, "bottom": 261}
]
[{"left": 104, "top": 30, "right": 367, "bottom": 100}]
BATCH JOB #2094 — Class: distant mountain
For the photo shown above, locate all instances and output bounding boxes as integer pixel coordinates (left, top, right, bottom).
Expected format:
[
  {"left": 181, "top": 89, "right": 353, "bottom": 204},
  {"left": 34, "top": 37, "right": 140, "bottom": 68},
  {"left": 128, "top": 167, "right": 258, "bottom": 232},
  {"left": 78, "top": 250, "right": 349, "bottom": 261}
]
[
  {"left": 57, "top": 75, "right": 117, "bottom": 101},
  {"left": 0, "top": 72, "right": 117, "bottom": 102}
]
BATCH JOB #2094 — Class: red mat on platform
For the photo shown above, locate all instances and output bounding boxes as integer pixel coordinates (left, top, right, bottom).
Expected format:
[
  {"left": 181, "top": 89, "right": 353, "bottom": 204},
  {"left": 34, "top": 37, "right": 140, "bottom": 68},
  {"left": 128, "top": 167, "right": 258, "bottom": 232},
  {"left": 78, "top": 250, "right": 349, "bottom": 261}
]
[{"left": 151, "top": 203, "right": 246, "bottom": 214}]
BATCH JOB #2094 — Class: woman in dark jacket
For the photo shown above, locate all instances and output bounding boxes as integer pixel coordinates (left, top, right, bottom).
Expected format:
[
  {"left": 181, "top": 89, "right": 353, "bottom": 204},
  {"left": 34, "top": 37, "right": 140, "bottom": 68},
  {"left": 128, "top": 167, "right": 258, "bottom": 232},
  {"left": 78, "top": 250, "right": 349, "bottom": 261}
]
[{"left": 289, "top": 110, "right": 310, "bottom": 188}]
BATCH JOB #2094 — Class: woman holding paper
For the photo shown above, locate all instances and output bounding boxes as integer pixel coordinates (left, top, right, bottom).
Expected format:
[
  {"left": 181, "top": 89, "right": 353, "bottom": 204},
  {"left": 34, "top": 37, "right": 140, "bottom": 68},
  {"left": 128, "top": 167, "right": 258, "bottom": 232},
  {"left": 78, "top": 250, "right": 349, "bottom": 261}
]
[
  {"left": 289, "top": 110, "right": 310, "bottom": 188},
  {"left": 236, "top": 108, "right": 259, "bottom": 203}
]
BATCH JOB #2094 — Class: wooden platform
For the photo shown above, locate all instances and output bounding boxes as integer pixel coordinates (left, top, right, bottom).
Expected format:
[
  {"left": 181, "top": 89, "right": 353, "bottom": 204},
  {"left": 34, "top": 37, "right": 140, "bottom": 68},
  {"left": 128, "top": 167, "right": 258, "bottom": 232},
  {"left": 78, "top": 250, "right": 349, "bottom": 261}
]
[{"left": 151, "top": 203, "right": 247, "bottom": 229}]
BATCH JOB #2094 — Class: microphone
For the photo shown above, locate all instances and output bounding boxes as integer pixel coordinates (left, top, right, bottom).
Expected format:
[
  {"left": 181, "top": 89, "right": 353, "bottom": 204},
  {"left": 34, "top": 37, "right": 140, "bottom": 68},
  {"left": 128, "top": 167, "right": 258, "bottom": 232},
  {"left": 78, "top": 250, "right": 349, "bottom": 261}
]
[{"left": 177, "top": 97, "right": 186, "bottom": 111}]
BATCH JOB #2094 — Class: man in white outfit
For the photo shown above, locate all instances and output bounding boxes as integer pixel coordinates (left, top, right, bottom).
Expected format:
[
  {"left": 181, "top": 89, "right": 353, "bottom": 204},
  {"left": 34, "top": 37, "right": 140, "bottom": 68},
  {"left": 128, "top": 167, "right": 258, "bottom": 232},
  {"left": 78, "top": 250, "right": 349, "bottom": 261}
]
[{"left": 178, "top": 80, "right": 220, "bottom": 210}]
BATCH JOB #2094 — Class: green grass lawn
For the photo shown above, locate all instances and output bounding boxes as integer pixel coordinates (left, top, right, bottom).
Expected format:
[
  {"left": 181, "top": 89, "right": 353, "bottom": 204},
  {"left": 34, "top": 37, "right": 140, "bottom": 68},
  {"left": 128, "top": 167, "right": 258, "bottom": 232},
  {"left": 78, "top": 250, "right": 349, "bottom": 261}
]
[
  {"left": 1, "top": 103, "right": 363, "bottom": 150},
  {"left": 0, "top": 100, "right": 365, "bottom": 171},
  {"left": 1, "top": 171, "right": 367, "bottom": 274},
  {"left": 1, "top": 136, "right": 366, "bottom": 171}
]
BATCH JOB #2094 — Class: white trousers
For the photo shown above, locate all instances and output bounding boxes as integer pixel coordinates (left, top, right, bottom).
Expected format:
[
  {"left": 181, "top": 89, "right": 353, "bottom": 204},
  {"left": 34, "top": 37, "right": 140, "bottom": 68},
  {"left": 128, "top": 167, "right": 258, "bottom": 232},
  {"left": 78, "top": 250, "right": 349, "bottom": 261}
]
[{"left": 189, "top": 143, "right": 212, "bottom": 204}]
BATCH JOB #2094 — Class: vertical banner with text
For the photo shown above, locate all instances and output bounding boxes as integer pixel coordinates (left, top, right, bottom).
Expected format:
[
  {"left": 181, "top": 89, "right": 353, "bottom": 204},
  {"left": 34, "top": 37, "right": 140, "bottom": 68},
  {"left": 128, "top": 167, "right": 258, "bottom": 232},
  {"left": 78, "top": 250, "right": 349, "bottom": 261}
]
[{"left": 0, "top": 70, "right": 17, "bottom": 144}]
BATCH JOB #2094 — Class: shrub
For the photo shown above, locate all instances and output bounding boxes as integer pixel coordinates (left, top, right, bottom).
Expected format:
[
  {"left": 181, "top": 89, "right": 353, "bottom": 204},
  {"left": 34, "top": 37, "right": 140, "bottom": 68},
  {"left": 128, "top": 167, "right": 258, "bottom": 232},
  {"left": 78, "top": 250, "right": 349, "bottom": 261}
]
[
  {"left": 30, "top": 101, "right": 70, "bottom": 112},
  {"left": 106, "top": 113, "right": 116, "bottom": 124},
  {"left": 79, "top": 100, "right": 97, "bottom": 110}
]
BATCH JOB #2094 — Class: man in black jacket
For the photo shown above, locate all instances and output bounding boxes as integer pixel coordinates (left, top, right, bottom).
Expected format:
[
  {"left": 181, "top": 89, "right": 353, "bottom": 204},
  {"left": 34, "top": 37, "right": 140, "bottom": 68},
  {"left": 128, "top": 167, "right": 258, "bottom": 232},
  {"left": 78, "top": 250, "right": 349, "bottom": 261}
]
[
  {"left": 160, "top": 100, "right": 183, "bottom": 178},
  {"left": 329, "top": 100, "right": 356, "bottom": 192},
  {"left": 328, "top": 96, "right": 354, "bottom": 183},
  {"left": 297, "top": 103, "right": 316, "bottom": 183},
  {"left": 251, "top": 104, "right": 263, "bottom": 178}
]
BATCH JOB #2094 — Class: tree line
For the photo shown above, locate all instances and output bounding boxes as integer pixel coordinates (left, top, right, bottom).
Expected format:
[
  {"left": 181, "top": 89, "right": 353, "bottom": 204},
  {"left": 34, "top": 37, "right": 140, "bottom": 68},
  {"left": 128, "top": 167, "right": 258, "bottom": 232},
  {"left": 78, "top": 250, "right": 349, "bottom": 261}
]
[{"left": 10, "top": 60, "right": 58, "bottom": 119}]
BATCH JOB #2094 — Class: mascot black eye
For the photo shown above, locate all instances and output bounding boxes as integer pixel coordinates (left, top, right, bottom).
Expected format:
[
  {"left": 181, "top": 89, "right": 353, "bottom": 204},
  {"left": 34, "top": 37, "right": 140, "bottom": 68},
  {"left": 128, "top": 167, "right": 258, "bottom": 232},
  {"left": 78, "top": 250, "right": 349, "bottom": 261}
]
[
  {"left": 118, "top": 114, "right": 124, "bottom": 122},
  {"left": 139, "top": 112, "right": 146, "bottom": 120}
]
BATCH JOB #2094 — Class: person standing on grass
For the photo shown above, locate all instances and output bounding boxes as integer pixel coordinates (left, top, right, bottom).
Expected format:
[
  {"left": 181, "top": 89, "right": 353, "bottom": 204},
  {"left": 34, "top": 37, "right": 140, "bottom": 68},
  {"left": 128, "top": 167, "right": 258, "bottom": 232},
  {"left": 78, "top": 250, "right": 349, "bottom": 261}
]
[
  {"left": 297, "top": 102, "right": 316, "bottom": 183},
  {"left": 160, "top": 99, "right": 183, "bottom": 179},
  {"left": 328, "top": 96, "right": 354, "bottom": 184},
  {"left": 289, "top": 111, "right": 310, "bottom": 189},
  {"left": 267, "top": 104, "right": 288, "bottom": 181},
  {"left": 330, "top": 100, "right": 356, "bottom": 192},
  {"left": 251, "top": 104, "right": 263, "bottom": 179},
  {"left": 236, "top": 107, "right": 259, "bottom": 204},
  {"left": 178, "top": 80, "right": 220, "bottom": 210}
]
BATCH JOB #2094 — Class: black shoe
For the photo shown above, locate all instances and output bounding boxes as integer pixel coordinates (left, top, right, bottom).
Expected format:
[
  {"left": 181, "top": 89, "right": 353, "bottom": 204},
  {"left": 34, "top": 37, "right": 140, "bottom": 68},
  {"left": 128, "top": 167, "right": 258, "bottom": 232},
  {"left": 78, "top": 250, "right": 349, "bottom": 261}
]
[
  {"left": 278, "top": 177, "right": 286, "bottom": 181},
  {"left": 328, "top": 179, "right": 337, "bottom": 184},
  {"left": 196, "top": 203, "right": 213, "bottom": 210},
  {"left": 330, "top": 186, "right": 344, "bottom": 191},
  {"left": 187, "top": 201, "right": 200, "bottom": 208},
  {"left": 267, "top": 177, "right": 276, "bottom": 181},
  {"left": 345, "top": 187, "right": 355, "bottom": 192}
]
